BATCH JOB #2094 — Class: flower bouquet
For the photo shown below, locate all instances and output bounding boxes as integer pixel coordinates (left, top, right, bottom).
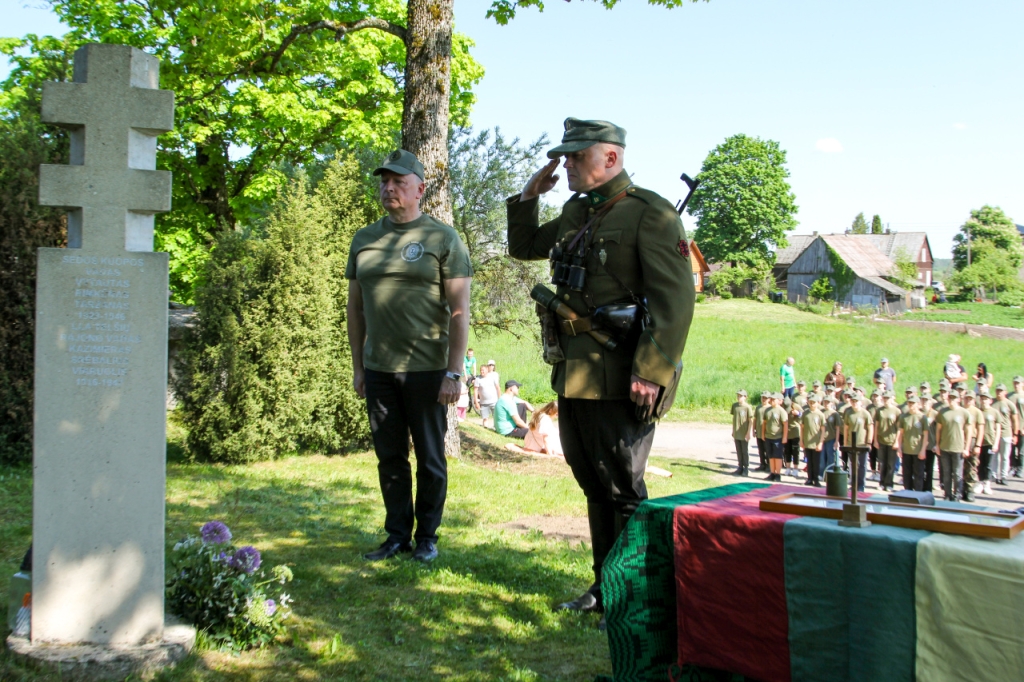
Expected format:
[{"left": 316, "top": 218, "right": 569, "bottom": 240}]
[{"left": 167, "top": 521, "right": 293, "bottom": 649}]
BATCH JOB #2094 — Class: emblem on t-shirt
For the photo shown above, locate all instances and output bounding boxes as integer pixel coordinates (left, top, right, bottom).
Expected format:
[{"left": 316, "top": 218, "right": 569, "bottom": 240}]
[{"left": 401, "top": 242, "right": 425, "bottom": 262}]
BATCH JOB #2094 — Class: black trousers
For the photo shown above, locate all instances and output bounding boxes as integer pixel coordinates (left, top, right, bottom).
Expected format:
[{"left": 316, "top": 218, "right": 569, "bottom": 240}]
[
  {"left": 756, "top": 438, "right": 768, "bottom": 469},
  {"left": 365, "top": 369, "right": 448, "bottom": 545},
  {"left": 1011, "top": 433, "right": 1023, "bottom": 470},
  {"left": 902, "top": 454, "right": 925, "bottom": 491},
  {"left": 505, "top": 402, "right": 529, "bottom": 439},
  {"left": 925, "top": 450, "right": 937, "bottom": 492},
  {"left": 878, "top": 443, "right": 899, "bottom": 488},
  {"left": 869, "top": 445, "right": 879, "bottom": 471},
  {"left": 785, "top": 439, "right": 800, "bottom": 466},
  {"left": 979, "top": 444, "right": 994, "bottom": 481},
  {"left": 735, "top": 439, "right": 749, "bottom": 470},
  {"left": 804, "top": 447, "right": 820, "bottom": 483},
  {"left": 559, "top": 397, "right": 655, "bottom": 592}
]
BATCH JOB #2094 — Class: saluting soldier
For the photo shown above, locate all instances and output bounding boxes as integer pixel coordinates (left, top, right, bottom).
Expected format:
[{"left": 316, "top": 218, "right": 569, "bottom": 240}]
[{"left": 506, "top": 118, "right": 694, "bottom": 616}]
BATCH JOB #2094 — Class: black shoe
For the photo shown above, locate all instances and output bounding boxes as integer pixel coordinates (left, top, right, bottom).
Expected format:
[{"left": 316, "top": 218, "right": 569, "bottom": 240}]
[
  {"left": 755, "top": 465, "right": 768, "bottom": 472},
  {"left": 732, "top": 468, "right": 745, "bottom": 476},
  {"left": 804, "top": 479, "right": 814, "bottom": 486},
  {"left": 997, "top": 479, "right": 1006, "bottom": 486},
  {"left": 554, "top": 590, "right": 602, "bottom": 613},
  {"left": 963, "top": 495, "right": 976, "bottom": 503},
  {"left": 812, "top": 480, "right": 823, "bottom": 487},
  {"left": 1014, "top": 469, "right": 1022, "bottom": 479},
  {"left": 363, "top": 540, "right": 412, "bottom": 561},
  {"left": 742, "top": 468, "right": 749, "bottom": 476},
  {"left": 412, "top": 540, "right": 438, "bottom": 563}
]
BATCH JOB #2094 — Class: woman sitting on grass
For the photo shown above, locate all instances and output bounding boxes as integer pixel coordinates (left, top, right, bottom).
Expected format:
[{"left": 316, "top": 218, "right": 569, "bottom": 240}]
[{"left": 524, "top": 402, "right": 562, "bottom": 457}]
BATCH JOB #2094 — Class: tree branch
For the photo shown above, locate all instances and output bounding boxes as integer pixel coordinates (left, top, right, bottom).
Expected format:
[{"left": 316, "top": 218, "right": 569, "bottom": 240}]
[{"left": 262, "top": 17, "right": 408, "bottom": 73}]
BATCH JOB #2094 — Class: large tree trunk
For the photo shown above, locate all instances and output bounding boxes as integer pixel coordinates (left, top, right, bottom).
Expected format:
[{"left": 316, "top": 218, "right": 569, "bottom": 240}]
[{"left": 402, "top": 0, "right": 461, "bottom": 458}]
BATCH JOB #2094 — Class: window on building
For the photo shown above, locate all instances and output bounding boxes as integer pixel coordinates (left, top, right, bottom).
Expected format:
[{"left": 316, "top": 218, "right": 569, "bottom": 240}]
[
  {"left": 693, "top": 274, "right": 699, "bottom": 286},
  {"left": 922, "top": 248, "right": 927, "bottom": 261}
]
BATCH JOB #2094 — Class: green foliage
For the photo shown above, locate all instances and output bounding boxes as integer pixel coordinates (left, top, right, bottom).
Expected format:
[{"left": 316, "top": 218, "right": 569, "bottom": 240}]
[
  {"left": 4, "top": 1, "right": 483, "bottom": 302},
  {"left": 690, "top": 133, "right": 798, "bottom": 267},
  {"left": 167, "top": 523, "right": 294, "bottom": 650},
  {"left": 850, "top": 212, "right": 869, "bottom": 234},
  {"left": 952, "top": 205, "right": 1023, "bottom": 272},
  {"left": 890, "top": 246, "right": 918, "bottom": 289},
  {"left": 871, "top": 214, "right": 883, "bottom": 234},
  {"left": 695, "top": 292, "right": 707, "bottom": 303},
  {"left": 997, "top": 290, "right": 1024, "bottom": 308},
  {"left": 486, "top": 0, "right": 704, "bottom": 24},
  {"left": 826, "top": 244, "right": 856, "bottom": 302},
  {"left": 707, "top": 261, "right": 772, "bottom": 299},
  {"left": 807, "top": 275, "right": 834, "bottom": 302},
  {"left": 0, "top": 36, "right": 72, "bottom": 465},
  {"left": 175, "top": 157, "right": 371, "bottom": 463},
  {"left": 449, "top": 127, "right": 550, "bottom": 337},
  {"left": 950, "top": 239, "right": 1020, "bottom": 298}
]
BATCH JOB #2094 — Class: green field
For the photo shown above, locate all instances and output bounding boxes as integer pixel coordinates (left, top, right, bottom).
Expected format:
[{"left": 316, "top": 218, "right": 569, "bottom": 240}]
[
  {"left": 1, "top": 425, "right": 720, "bottom": 682},
  {"left": 471, "top": 299, "right": 1024, "bottom": 423},
  {"left": 903, "top": 302, "right": 1024, "bottom": 329}
]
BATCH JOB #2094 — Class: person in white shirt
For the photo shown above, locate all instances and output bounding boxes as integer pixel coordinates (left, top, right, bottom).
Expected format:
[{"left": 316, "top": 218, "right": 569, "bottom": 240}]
[{"left": 524, "top": 402, "right": 563, "bottom": 457}]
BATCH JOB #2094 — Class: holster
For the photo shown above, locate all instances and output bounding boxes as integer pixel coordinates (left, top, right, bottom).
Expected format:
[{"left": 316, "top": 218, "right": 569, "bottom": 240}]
[{"left": 537, "top": 303, "right": 566, "bottom": 366}]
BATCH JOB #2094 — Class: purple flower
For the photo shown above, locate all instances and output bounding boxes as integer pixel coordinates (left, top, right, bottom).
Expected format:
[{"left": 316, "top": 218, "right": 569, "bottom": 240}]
[
  {"left": 265, "top": 599, "right": 277, "bottom": 616},
  {"left": 200, "top": 521, "right": 232, "bottom": 545},
  {"left": 229, "top": 546, "right": 261, "bottom": 574}
]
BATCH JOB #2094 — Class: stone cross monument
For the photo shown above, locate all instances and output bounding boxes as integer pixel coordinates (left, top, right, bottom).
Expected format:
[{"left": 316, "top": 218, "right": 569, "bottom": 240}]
[{"left": 32, "top": 43, "right": 174, "bottom": 645}]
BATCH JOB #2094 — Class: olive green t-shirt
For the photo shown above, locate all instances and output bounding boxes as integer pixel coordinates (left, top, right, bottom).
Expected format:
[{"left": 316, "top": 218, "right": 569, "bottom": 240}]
[
  {"left": 927, "top": 408, "right": 940, "bottom": 451},
  {"left": 754, "top": 403, "right": 767, "bottom": 432},
  {"left": 824, "top": 409, "right": 843, "bottom": 442},
  {"left": 763, "top": 406, "right": 787, "bottom": 440},
  {"left": 844, "top": 408, "right": 873, "bottom": 447},
  {"left": 801, "top": 409, "right": 826, "bottom": 448},
  {"left": 936, "top": 406, "right": 970, "bottom": 452},
  {"left": 732, "top": 402, "right": 753, "bottom": 440},
  {"left": 993, "top": 397, "right": 1015, "bottom": 434},
  {"left": 875, "top": 406, "right": 902, "bottom": 446},
  {"left": 898, "top": 412, "right": 928, "bottom": 454},
  {"left": 346, "top": 214, "right": 473, "bottom": 372},
  {"left": 1009, "top": 391, "right": 1024, "bottom": 426},
  {"left": 981, "top": 406, "right": 1001, "bottom": 446}
]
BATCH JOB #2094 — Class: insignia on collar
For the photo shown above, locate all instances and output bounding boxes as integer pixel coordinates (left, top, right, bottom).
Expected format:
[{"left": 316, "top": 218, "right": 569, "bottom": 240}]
[{"left": 678, "top": 240, "right": 690, "bottom": 258}]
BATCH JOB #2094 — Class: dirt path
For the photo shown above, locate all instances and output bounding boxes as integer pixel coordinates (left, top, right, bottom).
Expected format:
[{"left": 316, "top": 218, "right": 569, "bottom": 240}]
[{"left": 874, "top": 318, "right": 1024, "bottom": 341}]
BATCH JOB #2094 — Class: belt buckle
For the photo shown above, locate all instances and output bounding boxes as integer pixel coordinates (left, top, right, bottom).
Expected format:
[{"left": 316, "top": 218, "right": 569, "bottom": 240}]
[{"left": 566, "top": 319, "right": 577, "bottom": 336}]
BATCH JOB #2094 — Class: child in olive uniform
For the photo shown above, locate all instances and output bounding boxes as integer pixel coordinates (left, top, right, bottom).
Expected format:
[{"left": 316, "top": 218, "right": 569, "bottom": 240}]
[
  {"left": 962, "top": 392, "right": 983, "bottom": 500},
  {"left": 843, "top": 393, "right": 874, "bottom": 492},
  {"left": 874, "top": 392, "right": 902, "bottom": 492},
  {"left": 822, "top": 397, "right": 843, "bottom": 474},
  {"left": 800, "top": 395, "right": 826, "bottom": 487},
  {"left": 896, "top": 396, "right": 929, "bottom": 491},
  {"left": 935, "top": 392, "right": 971, "bottom": 502},
  {"left": 785, "top": 398, "right": 803, "bottom": 478},
  {"left": 731, "top": 390, "right": 754, "bottom": 476},
  {"left": 761, "top": 394, "right": 788, "bottom": 482},
  {"left": 754, "top": 392, "right": 770, "bottom": 472},
  {"left": 978, "top": 390, "right": 1001, "bottom": 496}
]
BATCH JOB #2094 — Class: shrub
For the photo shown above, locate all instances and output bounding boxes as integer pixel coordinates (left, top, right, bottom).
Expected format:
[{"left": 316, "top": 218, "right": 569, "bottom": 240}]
[
  {"left": 719, "top": 290, "right": 733, "bottom": 300},
  {"left": 695, "top": 293, "right": 707, "bottom": 303},
  {"left": 167, "top": 521, "right": 294, "bottom": 650},
  {"left": 997, "top": 290, "right": 1024, "bottom": 307},
  {"left": 807, "top": 275, "right": 834, "bottom": 302},
  {"left": 175, "top": 157, "right": 371, "bottom": 462}
]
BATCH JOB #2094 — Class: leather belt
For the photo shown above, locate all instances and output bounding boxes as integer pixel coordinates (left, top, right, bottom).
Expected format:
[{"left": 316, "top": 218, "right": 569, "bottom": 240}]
[{"left": 559, "top": 316, "right": 594, "bottom": 336}]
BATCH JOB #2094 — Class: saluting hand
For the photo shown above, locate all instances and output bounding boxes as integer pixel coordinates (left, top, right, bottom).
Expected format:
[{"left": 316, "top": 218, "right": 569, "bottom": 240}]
[{"left": 521, "top": 158, "right": 560, "bottom": 201}]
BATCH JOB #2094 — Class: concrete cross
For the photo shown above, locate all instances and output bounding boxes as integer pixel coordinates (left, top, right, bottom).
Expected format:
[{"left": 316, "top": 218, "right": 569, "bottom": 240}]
[{"left": 39, "top": 44, "right": 174, "bottom": 253}]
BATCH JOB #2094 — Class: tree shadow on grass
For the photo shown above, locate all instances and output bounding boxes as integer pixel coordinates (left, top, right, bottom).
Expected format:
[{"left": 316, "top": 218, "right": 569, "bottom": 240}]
[{"left": 159, "top": 464, "right": 610, "bottom": 682}]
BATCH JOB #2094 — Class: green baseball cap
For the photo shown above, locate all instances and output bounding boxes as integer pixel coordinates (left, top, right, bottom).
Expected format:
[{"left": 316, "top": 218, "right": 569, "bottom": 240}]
[
  {"left": 373, "top": 149, "right": 425, "bottom": 181},
  {"left": 546, "top": 117, "right": 627, "bottom": 159}
]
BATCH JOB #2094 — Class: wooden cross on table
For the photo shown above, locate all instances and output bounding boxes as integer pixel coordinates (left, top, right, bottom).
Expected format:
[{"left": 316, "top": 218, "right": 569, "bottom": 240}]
[{"left": 38, "top": 44, "right": 174, "bottom": 253}]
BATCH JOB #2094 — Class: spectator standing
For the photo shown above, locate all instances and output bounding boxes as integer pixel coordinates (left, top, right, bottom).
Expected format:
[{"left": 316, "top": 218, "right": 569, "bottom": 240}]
[
  {"left": 494, "top": 380, "right": 531, "bottom": 438},
  {"left": 463, "top": 349, "right": 477, "bottom": 383},
  {"left": 896, "top": 396, "right": 929, "bottom": 491},
  {"left": 780, "top": 357, "right": 796, "bottom": 399},
  {"left": 935, "top": 391, "right": 971, "bottom": 502},
  {"left": 347, "top": 149, "right": 473, "bottom": 564},
  {"left": 825, "top": 361, "right": 846, "bottom": 390},
  {"left": 874, "top": 357, "right": 897, "bottom": 393},
  {"left": 800, "top": 395, "right": 826, "bottom": 487},
  {"left": 456, "top": 378, "right": 470, "bottom": 422},
  {"left": 475, "top": 364, "right": 499, "bottom": 428},
  {"left": 486, "top": 359, "right": 500, "bottom": 390},
  {"left": 992, "top": 384, "right": 1019, "bottom": 485},
  {"left": 944, "top": 354, "right": 969, "bottom": 391},
  {"left": 524, "top": 402, "right": 562, "bottom": 456},
  {"left": 973, "top": 363, "right": 993, "bottom": 395},
  {"left": 731, "top": 390, "right": 754, "bottom": 476}
]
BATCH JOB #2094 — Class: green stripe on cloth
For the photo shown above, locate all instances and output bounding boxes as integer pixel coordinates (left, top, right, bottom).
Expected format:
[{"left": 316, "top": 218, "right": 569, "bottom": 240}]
[
  {"left": 915, "top": 532, "right": 1024, "bottom": 682},
  {"left": 601, "top": 483, "right": 768, "bottom": 682},
  {"left": 783, "top": 517, "right": 926, "bottom": 682}
]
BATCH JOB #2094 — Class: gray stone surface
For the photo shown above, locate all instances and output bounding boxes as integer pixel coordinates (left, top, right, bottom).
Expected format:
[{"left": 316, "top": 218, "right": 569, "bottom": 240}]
[
  {"left": 33, "top": 44, "right": 174, "bottom": 645},
  {"left": 6, "top": 616, "right": 195, "bottom": 680}
]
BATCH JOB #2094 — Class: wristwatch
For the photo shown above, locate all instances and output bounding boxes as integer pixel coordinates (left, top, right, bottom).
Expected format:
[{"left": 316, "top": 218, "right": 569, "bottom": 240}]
[{"left": 444, "top": 371, "right": 461, "bottom": 381}]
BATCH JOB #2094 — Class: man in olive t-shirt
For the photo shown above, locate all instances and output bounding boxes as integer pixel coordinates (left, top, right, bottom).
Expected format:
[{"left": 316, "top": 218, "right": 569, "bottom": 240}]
[
  {"left": 347, "top": 149, "right": 473, "bottom": 563},
  {"left": 935, "top": 393, "right": 971, "bottom": 502}
]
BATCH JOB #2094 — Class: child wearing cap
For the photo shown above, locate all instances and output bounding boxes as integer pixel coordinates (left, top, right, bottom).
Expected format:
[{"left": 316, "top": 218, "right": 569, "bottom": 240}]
[
  {"left": 731, "top": 390, "right": 754, "bottom": 476},
  {"left": 978, "top": 390, "right": 1001, "bottom": 496},
  {"left": 800, "top": 395, "right": 826, "bottom": 487},
  {"left": 896, "top": 396, "right": 929, "bottom": 491},
  {"left": 754, "top": 392, "right": 770, "bottom": 472},
  {"left": 761, "top": 394, "right": 788, "bottom": 482}
]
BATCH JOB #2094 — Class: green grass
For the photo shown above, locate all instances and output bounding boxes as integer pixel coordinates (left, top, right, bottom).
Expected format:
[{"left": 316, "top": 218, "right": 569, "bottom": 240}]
[
  {"left": 471, "top": 298, "right": 1024, "bottom": 424},
  {"left": 0, "top": 423, "right": 721, "bottom": 681},
  {"left": 902, "top": 301, "right": 1024, "bottom": 329}
]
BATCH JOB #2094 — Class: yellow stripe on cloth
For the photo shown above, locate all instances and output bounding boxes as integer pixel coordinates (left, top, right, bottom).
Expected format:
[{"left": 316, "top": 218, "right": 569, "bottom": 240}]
[{"left": 915, "top": 532, "right": 1024, "bottom": 682}]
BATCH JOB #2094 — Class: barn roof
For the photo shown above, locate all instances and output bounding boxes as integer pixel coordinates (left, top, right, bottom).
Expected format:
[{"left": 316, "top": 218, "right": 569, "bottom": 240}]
[
  {"left": 820, "top": 234, "right": 898, "bottom": 278},
  {"left": 863, "top": 232, "right": 930, "bottom": 261},
  {"left": 774, "top": 234, "right": 816, "bottom": 266}
]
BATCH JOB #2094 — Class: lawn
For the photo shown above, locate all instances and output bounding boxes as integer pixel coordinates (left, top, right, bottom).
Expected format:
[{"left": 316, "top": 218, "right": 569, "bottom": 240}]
[
  {"left": 472, "top": 298, "right": 1024, "bottom": 424},
  {"left": 902, "top": 301, "right": 1024, "bottom": 329},
  {"left": 0, "top": 423, "right": 723, "bottom": 682}
]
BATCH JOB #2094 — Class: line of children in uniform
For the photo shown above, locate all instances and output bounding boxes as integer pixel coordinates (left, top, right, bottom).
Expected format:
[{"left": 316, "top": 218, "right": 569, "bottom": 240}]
[{"left": 730, "top": 375, "right": 1024, "bottom": 502}]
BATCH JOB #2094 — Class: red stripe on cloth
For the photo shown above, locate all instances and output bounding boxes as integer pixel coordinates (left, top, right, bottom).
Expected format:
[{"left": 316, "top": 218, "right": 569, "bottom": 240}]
[{"left": 674, "top": 485, "right": 814, "bottom": 682}]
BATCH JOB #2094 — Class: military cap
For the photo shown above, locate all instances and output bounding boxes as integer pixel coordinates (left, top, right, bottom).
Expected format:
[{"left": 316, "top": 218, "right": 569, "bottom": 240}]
[
  {"left": 995, "top": 383, "right": 1008, "bottom": 391},
  {"left": 812, "top": 380, "right": 821, "bottom": 388},
  {"left": 962, "top": 392, "right": 975, "bottom": 400},
  {"left": 807, "top": 394, "right": 819, "bottom": 402},
  {"left": 736, "top": 389, "right": 747, "bottom": 396},
  {"left": 546, "top": 117, "right": 627, "bottom": 159},
  {"left": 783, "top": 398, "right": 792, "bottom": 408},
  {"left": 884, "top": 391, "right": 895, "bottom": 398},
  {"left": 823, "top": 396, "right": 836, "bottom": 404},
  {"left": 1014, "top": 375, "right": 1024, "bottom": 383},
  {"left": 880, "top": 357, "right": 889, "bottom": 363},
  {"left": 797, "top": 380, "right": 806, "bottom": 386},
  {"left": 905, "top": 386, "right": 916, "bottom": 394},
  {"left": 938, "top": 380, "right": 951, "bottom": 389},
  {"left": 761, "top": 391, "right": 771, "bottom": 398},
  {"left": 871, "top": 389, "right": 883, "bottom": 397},
  {"left": 847, "top": 376, "right": 856, "bottom": 383},
  {"left": 843, "top": 390, "right": 854, "bottom": 398},
  {"left": 824, "top": 384, "right": 835, "bottom": 391},
  {"left": 906, "top": 396, "right": 920, "bottom": 404},
  {"left": 978, "top": 387, "right": 991, "bottom": 397},
  {"left": 773, "top": 392, "right": 784, "bottom": 400},
  {"left": 373, "top": 149, "right": 425, "bottom": 181},
  {"left": 920, "top": 381, "right": 931, "bottom": 389}
]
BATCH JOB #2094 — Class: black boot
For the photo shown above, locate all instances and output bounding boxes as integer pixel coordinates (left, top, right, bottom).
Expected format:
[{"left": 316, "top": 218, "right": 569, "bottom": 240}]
[{"left": 555, "top": 503, "right": 615, "bottom": 612}]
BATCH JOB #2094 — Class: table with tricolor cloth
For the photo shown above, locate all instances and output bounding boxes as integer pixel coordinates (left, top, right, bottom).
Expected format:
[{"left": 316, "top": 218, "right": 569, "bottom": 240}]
[{"left": 596, "top": 482, "right": 1024, "bottom": 682}]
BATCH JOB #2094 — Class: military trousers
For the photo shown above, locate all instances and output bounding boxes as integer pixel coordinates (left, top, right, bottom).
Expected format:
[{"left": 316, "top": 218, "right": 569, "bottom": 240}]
[
  {"left": 756, "top": 438, "right": 768, "bottom": 469},
  {"left": 902, "top": 454, "right": 926, "bottom": 491},
  {"left": 962, "top": 447, "right": 979, "bottom": 498},
  {"left": 558, "top": 396, "right": 655, "bottom": 590},
  {"left": 803, "top": 447, "right": 820, "bottom": 484},
  {"left": 877, "top": 443, "right": 899, "bottom": 488},
  {"left": 735, "top": 439, "right": 749, "bottom": 470},
  {"left": 365, "top": 368, "right": 448, "bottom": 545},
  {"left": 979, "top": 444, "right": 995, "bottom": 481},
  {"left": 939, "top": 451, "right": 964, "bottom": 502}
]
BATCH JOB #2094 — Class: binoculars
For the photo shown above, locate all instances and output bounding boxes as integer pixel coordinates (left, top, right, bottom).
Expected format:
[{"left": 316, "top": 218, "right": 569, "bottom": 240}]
[{"left": 549, "top": 244, "right": 587, "bottom": 291}]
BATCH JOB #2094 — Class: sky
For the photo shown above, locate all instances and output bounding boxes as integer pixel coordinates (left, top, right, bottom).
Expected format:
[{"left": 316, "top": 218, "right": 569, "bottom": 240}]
[{"left": 4, "top": 0, "right": 1023, "bottom": 257}]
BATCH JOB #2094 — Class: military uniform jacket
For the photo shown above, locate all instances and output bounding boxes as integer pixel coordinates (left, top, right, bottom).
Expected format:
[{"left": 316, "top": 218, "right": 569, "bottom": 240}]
[{"left": 507, "top": 170, "right": 695, "bottom": 400}]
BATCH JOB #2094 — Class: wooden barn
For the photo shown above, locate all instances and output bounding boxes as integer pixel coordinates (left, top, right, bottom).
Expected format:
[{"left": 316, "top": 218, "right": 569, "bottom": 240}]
[{"left": 787, "top": 234, "right": 909, "bottom": 312}]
